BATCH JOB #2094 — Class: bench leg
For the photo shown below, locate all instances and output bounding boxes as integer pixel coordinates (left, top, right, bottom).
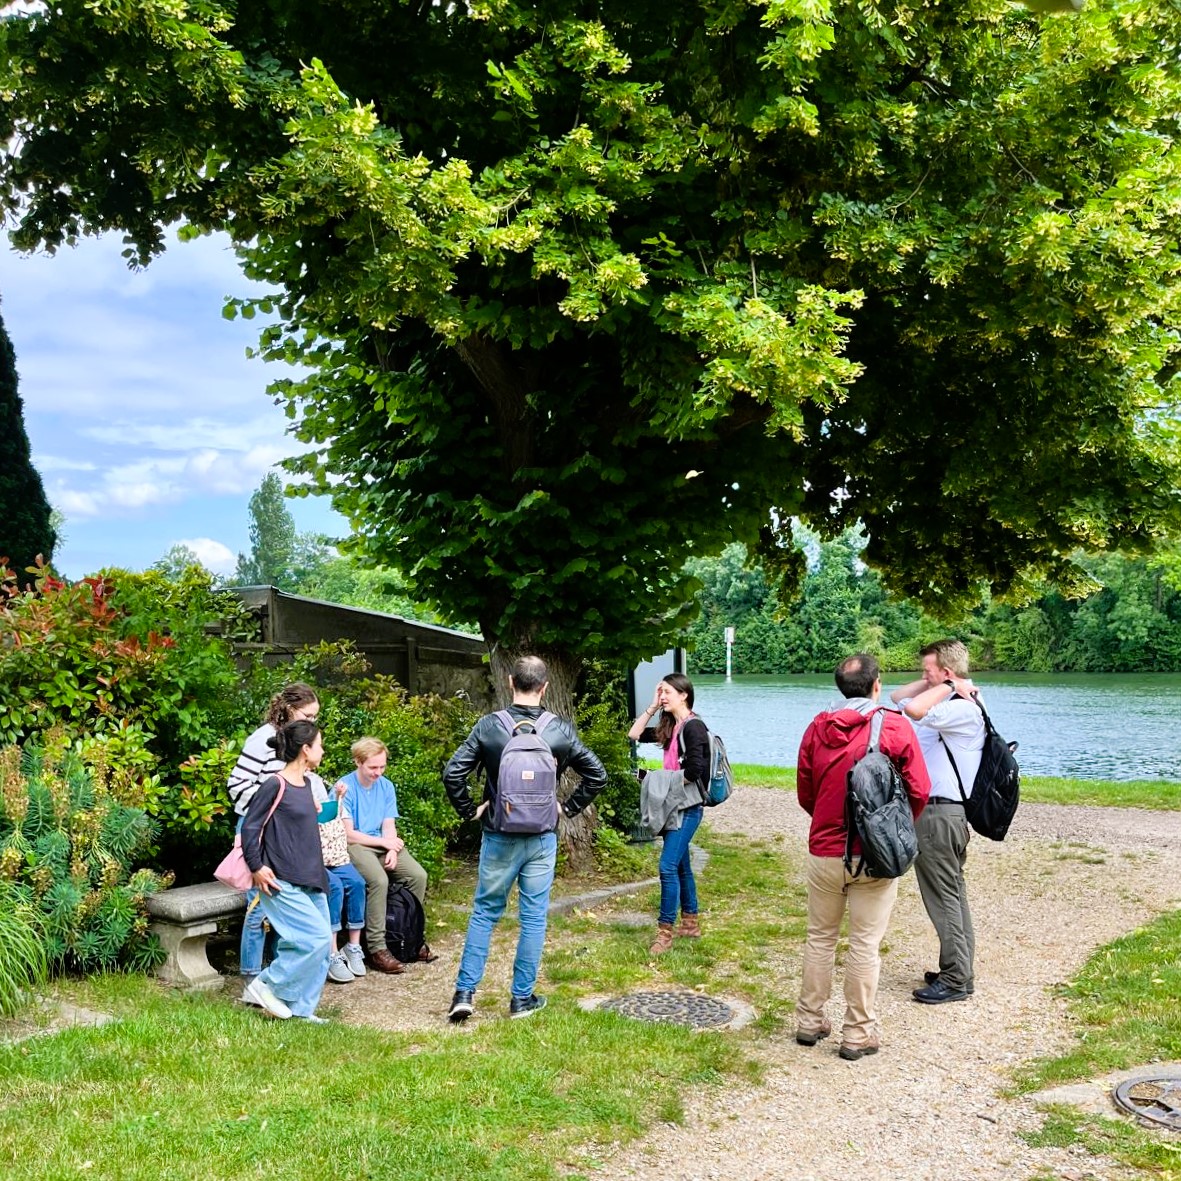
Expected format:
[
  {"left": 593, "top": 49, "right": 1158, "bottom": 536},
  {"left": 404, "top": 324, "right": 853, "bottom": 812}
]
[{"left": 150, "top": 918, "right": 225, "bottom": 992}]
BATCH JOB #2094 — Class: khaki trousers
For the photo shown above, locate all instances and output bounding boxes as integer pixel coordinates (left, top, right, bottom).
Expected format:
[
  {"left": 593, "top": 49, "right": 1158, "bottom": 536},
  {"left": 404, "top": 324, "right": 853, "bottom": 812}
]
[
  {"left": 795, "top": 853, "right": 898, "bottom": 1046},
  {"left": 348, "top": 844, "right": 429, "bottom": 955}
]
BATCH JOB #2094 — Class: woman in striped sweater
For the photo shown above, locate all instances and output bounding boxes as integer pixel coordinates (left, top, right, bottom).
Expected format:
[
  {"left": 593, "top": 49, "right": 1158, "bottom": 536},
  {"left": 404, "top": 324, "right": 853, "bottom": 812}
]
[{"left": 227, "top": 682, "right": 320, "bottom": 979}]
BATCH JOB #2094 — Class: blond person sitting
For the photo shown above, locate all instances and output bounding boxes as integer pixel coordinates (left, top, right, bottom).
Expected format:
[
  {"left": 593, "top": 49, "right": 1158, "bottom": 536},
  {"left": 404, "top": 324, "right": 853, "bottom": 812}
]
[{"left": 336, "top": 737, "right": 436, "bottom": 974}]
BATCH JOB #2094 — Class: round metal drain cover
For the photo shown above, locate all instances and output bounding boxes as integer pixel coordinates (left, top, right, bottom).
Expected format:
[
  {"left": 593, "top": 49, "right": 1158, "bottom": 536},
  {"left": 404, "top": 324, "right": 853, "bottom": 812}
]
[
  {"left": 1113, "top": 1076, "right": 1181, "bottom": 1131},
  {"left": 599, "top": 990, "right": 734, "bottom": 1029}
]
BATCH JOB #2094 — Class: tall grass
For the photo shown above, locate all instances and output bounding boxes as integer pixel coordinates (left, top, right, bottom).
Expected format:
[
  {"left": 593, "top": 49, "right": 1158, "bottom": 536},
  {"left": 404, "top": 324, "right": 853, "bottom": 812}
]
[{"left": 0, "top": 887, "right": 48, "bottom": 1016}]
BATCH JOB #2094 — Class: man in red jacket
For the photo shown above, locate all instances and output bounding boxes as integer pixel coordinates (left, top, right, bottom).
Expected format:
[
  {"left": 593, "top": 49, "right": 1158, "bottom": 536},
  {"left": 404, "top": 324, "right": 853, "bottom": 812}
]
[{"left": 795, "top": 653, "right": 930, "bottom": 1060}]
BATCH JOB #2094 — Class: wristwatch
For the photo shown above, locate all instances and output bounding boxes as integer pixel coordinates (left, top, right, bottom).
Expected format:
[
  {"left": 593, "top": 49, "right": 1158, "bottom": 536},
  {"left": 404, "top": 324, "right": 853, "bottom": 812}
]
[{"left": 942, "top": 679, "right": 955, "bottom": 690}]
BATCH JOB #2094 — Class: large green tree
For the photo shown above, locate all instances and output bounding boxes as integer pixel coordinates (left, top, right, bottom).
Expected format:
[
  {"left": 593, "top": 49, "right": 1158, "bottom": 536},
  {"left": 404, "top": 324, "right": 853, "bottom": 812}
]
[
  {"left": 2, "top": 0, "right": 1179, "bottom": 711},
  {"left": 0, "top": 296, "right": 55, "bottom": 579}
]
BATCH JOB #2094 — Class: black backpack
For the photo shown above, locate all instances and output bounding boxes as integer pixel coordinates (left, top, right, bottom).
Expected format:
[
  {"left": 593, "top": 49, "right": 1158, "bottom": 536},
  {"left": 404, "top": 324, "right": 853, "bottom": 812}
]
[
  {"left": 844, "top": 709, "right": 919, "bottom": 879},
  {"left": 941, "top": 692, "right": 1020, "bottom": 841},
  {"left": 384, "top": 884, "right": 426, "bottom": 964}
]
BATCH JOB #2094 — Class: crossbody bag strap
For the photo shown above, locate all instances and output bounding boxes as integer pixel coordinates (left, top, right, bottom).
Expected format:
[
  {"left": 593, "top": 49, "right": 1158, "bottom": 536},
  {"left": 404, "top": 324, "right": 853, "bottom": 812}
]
[
  {"left": 253, "top": 779, "right": 288, "bottom": 855},
  {"left": 938, "top": 736, "right": 969, "bottom": 805}
]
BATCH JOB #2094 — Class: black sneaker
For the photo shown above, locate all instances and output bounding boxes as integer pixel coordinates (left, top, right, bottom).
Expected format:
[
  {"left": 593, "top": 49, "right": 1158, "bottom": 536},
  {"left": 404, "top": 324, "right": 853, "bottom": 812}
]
[
  {"left": 912, "top": 979, "right": 969, "bottom": 1004},
  {"left": 922, "top": 971, "right": 974, "bottom": 995},
  {"left": 509, "top": 994, "right": 547, "bottom": 1019},
  {"left": 448, "top": 989, "right": 474, "bottom": 1024}
]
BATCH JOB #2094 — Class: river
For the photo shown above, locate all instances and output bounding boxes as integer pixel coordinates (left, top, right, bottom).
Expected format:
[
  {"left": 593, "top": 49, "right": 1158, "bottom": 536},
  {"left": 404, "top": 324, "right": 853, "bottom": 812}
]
[{"left": 689, "top": 672, "right": 1181, "bottom": 781}]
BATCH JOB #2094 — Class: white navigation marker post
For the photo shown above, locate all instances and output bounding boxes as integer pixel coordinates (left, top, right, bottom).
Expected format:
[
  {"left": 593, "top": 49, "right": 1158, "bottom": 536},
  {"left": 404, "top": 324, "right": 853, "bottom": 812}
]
[{"left": 724, "top": 627, "right": 735, "bottom": 680}]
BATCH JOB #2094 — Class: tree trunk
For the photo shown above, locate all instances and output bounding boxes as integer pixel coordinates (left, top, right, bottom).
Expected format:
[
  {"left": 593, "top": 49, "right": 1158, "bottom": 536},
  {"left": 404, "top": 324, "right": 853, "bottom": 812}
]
[{"left": 486, "top": 641, "right": 598, "bottom": 874}]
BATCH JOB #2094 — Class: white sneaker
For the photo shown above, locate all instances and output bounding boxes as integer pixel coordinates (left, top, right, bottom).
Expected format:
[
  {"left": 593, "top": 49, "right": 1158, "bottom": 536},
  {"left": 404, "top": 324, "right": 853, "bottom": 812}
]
[
  {"left": 243, "top": 978, "right": 292, "bottom": 1019},
  {"left": 327, "top": 952, "right": 355, "bottom": 983},
  {"left": 342, "top": 944, "right": 367, "bottom": 977},
  {"left": 299, "top": 1013, "right": 330, "bottom": 1025}
]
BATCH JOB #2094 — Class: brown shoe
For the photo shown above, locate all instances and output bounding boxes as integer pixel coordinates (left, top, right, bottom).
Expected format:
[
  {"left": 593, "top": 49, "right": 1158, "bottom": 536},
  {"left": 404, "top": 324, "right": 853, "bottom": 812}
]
[
  {"left": 417, "top": 943, "right": 439, "bottom": 963},
  {"left": 649, "top": 922, "right": 675, "bottom": 956},
  {"left": 369, "top": 949, "right": 405, "bottom": 975},
  {"left": 838, "top": 1037, "right": 880, "bottom": 1061},
  {"left": 675, "top": 914, "right": 701, "bottom": 938}
]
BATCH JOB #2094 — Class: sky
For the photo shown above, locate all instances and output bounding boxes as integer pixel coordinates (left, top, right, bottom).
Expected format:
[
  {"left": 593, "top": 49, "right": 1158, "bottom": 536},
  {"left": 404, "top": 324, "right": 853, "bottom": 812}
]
[{"left": 3, "top": 229, "right": 347, "bottom": 580}]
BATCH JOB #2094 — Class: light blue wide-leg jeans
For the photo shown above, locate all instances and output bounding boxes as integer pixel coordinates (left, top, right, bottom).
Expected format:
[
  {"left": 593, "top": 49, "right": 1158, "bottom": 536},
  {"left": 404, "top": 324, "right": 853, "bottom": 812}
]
[
  {"left": 257, "top": 881, "right": 332, "bottom": 1018},
  {"left": 455, "top": 831, "right": 558, "bottom": 999}
]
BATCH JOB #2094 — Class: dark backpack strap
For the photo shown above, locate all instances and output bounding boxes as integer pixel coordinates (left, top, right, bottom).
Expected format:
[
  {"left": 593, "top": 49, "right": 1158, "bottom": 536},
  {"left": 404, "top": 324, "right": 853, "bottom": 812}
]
[{"left": 938, "top": 735, "right": 969, "bottom": 805}]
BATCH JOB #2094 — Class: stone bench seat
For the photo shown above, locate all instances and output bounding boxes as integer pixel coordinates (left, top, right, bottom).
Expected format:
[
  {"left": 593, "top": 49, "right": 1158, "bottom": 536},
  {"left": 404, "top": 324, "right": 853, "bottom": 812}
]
[{"left": 146, "top": 882, "right": 247, "bottom": 991}]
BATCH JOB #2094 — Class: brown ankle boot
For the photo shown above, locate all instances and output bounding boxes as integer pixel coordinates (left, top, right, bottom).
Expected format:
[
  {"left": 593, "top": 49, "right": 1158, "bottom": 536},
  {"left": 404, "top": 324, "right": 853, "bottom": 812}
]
[
  {"left": 675, "top": 913, "right": 701, "bottom": 938},
  {"left": 649, "top": 922, "right": 675, "bottom": 955}
]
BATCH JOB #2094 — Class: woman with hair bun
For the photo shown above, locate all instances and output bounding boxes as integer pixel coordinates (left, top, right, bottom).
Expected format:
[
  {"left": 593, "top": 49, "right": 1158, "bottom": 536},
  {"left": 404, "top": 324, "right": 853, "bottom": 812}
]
[
  {"left": 227, "top": 683, "right": 320, "bottom": 980},
  {"left": 240, "top": 719, "right": 332, "bottom": 1022}
]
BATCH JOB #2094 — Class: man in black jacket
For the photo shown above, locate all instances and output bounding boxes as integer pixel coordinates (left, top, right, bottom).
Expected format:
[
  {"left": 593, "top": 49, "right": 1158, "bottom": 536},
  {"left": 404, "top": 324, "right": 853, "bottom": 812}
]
[{"left": 443, "top": 655, "right": 606, "bottom": 1022}]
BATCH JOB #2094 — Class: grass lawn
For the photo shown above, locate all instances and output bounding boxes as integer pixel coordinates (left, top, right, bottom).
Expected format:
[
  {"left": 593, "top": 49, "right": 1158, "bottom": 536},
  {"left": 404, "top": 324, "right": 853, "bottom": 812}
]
[
  {"left": 0, "top": 833, "right": 803, "bottom": 1181},
  {"left": 732, "top": 763, "right": 1181, "bottom": 810},
  {"left": 1013, "top": 909, "right": 1181, "bottom": 1178}
]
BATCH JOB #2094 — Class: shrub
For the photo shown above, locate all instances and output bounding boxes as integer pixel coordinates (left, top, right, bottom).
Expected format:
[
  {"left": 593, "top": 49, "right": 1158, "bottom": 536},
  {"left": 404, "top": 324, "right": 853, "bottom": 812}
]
[
  {"left": 0, "top": 742, "right": 169, "bottom": 973},
  {"left": 0, "top": 562, "right": 251, "bottom": 847}
]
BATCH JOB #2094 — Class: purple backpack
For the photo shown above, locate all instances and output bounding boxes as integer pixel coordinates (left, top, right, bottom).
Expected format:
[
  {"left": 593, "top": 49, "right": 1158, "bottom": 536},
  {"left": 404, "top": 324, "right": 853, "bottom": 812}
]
[{"left": 493, "top": 711, "right": 559, "bottom": 833}]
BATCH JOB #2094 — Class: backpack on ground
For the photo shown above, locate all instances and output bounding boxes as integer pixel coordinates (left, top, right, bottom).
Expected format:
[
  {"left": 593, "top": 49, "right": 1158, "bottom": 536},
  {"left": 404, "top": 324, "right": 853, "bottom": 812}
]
[
  {"left": 384, "top": 884, "right": 426, "bottom": 965},
  {"left": 492, "top": 710, "right": 559, "bottom": 834},
  {"left": 941, "top": 693, "right": 1020, "bottom": 841},
  {"left": 844, "top": 708, "right": 918, "bottom": 879},
  {"left": 677, "top": 719, "right": 734, "bottom": 806}
]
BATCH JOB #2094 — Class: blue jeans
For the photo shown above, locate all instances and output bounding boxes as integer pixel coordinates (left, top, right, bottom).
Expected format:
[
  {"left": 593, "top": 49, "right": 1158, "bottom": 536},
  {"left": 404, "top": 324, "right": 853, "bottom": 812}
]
[
  {"left": 456, "top": 831, "right": 557, "bottom": 1000},
  {"left": 236, "top": 816, "right": 270, "bottom": 975},
  {"left": 257, "top": 881, "right": 332, "bottom": 1018},
  {"left": 326, "top": 863, "right": 367, "bottom": 933},
  {"left": 658, "top": 805, "right": 702, "bottom": 925}
]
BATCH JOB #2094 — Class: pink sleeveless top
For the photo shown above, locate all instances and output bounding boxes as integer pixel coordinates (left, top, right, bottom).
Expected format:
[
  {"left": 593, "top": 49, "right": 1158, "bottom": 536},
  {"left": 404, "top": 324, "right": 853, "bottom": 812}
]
[{"left": 663, "top": 715, "right": 694, "bottom": 771}]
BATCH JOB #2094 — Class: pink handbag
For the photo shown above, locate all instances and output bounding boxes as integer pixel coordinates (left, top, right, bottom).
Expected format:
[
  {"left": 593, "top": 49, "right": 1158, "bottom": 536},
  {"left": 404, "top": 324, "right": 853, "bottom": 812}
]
[{"left": 215, "top": 782, "right": 287, "bottom": 890}]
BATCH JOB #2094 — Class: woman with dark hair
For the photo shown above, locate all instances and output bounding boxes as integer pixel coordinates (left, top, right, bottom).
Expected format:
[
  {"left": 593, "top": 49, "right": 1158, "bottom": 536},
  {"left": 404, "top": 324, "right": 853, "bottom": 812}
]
[
  {"left": 627, "top": 673, "right": 711, "bottom": 954},
  {"left": 240, "top": 719, "right": 332, "bottom": 1021},
  {"left": 227, "top": 683, "right": 320, "bottom": 980}
]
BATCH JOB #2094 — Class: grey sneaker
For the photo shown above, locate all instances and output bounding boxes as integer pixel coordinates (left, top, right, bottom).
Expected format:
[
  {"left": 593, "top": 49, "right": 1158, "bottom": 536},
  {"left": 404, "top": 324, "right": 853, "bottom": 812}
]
[
  {"left": 509, "top": 994, "right": 547, "bottom": 1019},
  {"left": 242, "top": 978, "right": 292, "bottom": 1020},
  {"left": 342, "top": 943, "right": 367, "bottom": 977},
  {"left": 327, "top": 952, "right": 355, "bottom": 983}
]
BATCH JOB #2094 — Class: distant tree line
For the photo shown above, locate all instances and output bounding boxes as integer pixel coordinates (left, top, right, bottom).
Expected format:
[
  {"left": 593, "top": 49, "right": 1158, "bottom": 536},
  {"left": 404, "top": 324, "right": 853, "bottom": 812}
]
[{"left": 685, "top": 533, "right": 1181, "bottom": 675}]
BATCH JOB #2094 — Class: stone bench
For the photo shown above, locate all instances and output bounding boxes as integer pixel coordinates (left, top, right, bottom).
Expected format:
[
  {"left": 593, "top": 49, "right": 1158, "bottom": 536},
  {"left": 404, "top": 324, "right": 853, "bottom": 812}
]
[{"left": 146, "top": 882, "right": 246, "bottom": 991}]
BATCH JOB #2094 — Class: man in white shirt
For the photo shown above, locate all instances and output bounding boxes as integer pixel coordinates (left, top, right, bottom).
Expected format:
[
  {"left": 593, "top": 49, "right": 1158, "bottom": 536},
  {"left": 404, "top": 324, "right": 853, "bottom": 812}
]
[{"left": 891, "top": 639, "right": 985, "bottom": 1003}]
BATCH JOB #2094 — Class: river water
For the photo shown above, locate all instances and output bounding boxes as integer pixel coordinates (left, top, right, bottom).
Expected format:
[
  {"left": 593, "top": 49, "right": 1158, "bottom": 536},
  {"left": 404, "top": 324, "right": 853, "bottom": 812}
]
[{"left": 689, "top": 672, "right": 1181, "bottom": 781}]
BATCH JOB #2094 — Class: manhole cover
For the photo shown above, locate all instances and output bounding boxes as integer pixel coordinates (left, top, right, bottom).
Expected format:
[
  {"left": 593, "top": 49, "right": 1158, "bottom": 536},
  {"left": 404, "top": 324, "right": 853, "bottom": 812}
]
[
  {"left": 1113, "top": 1076, "right": 1181, "bottom": 1131},
  {"left": 599, "top": 990, "right": 734, "bottom": 1029}
]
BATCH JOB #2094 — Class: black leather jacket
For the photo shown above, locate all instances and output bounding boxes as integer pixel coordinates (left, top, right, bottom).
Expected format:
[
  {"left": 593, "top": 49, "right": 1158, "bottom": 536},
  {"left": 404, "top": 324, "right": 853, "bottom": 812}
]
[{"left": 443, "top": 704, "right": 608, "bottom": 832}]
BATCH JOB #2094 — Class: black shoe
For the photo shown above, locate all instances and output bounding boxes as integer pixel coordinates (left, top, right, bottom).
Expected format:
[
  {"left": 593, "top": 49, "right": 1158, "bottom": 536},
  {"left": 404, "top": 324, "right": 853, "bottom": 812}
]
[
  {"left": 923, "top": 971, "right": 975, "bottom": 995},
  {"left": 509, "top": 993, "right": 547, "bottom": 1018},
  {"left": 448, "top": 989, "right": 474, "bottom": 1023},
  {"left": 913, "top": 979, "right": 969, "bottom": 1004}
]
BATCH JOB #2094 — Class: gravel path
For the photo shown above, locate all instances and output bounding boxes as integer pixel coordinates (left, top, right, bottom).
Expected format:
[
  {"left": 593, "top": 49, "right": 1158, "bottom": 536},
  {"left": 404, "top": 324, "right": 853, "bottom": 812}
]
[{"left": 288, "top": 790, "right": 1181, "bottom": 1180}]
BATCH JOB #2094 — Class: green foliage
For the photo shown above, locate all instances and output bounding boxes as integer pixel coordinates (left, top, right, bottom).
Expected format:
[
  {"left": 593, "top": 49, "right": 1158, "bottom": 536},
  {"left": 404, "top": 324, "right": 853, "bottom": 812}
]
[
  {"left": 0, "top": 298, "right": 55, "bottom": 576},
  {"left": 686, "top": 534, "right": 1181, "bottom": 674},
  {"left": 0, "top": 563, "right": 253, "bottom": 837},
  {"left": 574, "top": 698, "right": 640, "bottom": 836},
  {"left": 229, "top": 472, "right": 330, "bottom": 589},
  {"left": 0, "top": 744, "right": 168, "bottom": 974},
  {"left": 4, "top": 1, "right": 1179, "bottom": 675},
  {"left": 0, "top": 883, "right": 47, "bottom": 1016}
]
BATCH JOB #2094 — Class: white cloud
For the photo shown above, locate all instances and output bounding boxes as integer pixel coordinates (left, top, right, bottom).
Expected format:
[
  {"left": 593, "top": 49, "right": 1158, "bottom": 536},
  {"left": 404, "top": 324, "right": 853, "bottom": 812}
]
[
  {"left": 35, "top": 455, "right": 98, "bottom": 472},
  {"left": 178, "top": 537, "right": 237, "bottom": 574}
]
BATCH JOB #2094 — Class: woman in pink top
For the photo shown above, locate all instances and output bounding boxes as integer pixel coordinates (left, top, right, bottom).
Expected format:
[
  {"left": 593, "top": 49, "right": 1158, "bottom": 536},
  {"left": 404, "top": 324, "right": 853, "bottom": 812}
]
[{"left": 628, "top": 673, "right": 711, "bottom": 954}]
